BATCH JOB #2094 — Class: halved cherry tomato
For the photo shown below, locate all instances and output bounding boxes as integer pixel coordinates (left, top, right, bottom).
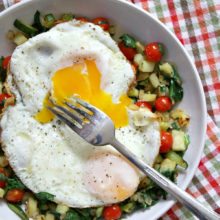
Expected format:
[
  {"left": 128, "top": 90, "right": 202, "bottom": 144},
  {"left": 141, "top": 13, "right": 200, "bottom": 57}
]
[
  {"left": 135, "top": 100, "right": 152, "bottom": 111},
  {"left": 5, "top": 189, "right": 25, "bottom": 203},
  {"left": 0, "top": 93, "right": 11, "bottom": 106},
  {"left": 144, "top": 42, "right": 164, "bottom": 62},
  {"left": 0, "top": 168, "right": 6, "bottom": 188},
  {"left": 92, "top": 17, "right": 110, "bottom": 31},
  {"left": 160, "top": 131, "right": 173, "bottom": 153},
  {"left": 75, "top": 17, "right": 89, "bottom": 22},
  {"left": 2, "top": 56, "right": 11, "bottom": 69},
  {"left": 155, "top": 96, "right": 172, "bottom": 112},
  {"left": 118, "top": 42, "right": 136, "bottom": 61},
  {"left": 103, "top": 204, "right": 122, "bottom": 220}
]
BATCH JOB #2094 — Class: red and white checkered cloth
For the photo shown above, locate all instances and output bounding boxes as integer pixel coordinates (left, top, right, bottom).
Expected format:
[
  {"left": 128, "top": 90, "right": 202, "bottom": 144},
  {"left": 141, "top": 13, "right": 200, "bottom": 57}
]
[{"left": 1, "top": 0, "right": 220, "bottom": 219}]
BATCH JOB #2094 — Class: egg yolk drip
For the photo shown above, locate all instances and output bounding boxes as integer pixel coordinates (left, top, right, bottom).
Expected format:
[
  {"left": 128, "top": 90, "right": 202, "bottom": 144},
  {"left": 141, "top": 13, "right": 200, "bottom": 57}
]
[{"left": 35, "top": 60, "right": 131, "bottom": 128}]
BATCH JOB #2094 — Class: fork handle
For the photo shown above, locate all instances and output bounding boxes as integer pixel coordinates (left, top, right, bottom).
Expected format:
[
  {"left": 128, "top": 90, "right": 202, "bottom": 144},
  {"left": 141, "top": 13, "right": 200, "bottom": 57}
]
[{"left": 111, "top": 138, "right": 220, "bottom": 220}]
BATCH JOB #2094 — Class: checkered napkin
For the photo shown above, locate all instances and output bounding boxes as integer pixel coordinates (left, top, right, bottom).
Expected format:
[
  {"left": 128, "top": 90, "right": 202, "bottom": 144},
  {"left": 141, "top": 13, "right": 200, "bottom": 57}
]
[{"left": 1, "top": 0, "right": 220, "bottom": 219}]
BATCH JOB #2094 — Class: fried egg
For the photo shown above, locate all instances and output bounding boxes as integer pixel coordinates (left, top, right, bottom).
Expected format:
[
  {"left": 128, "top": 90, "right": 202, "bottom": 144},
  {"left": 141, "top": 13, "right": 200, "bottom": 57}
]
[{"left": 1, "top": 20, "right": 160, "bottom": 207}]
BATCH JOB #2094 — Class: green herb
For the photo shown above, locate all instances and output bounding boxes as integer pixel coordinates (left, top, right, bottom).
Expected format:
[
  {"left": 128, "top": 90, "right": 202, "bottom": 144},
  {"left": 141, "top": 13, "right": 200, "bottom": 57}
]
[
  {"left": 62, "top": 13, "right": 74, "bottom": 21},
  {"left": 158, "top": 43, "right": 165, "bottom": 56},
  {"left": 120, "top": 34, "right": 136, "bottom": 48},
  {"left": 171, "top": 121, "right": 180, "bottom": 130},
  {"left": 7, "top": 203, "right": 28, "bottom": 220},
  {"left": 35, "top": 192, "right": 55, "bottom": 202},
  {"left": 169, "top": 79, "right": 183, "bottom": 103},
  {"left": 64, "top": 210, "right": 81, "bottom": 220}
]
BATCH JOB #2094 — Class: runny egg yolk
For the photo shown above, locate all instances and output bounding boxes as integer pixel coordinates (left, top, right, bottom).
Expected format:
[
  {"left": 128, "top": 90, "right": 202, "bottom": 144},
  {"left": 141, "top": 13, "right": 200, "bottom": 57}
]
[{"left": 35, "top": 60, "right": 131, "bottom": 128}]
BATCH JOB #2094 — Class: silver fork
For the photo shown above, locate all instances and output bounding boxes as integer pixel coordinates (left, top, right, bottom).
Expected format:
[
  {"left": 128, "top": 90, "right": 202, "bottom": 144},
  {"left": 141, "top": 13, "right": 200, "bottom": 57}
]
[{"left": 48, "top": 98, "right": 220, "bottom": 220}]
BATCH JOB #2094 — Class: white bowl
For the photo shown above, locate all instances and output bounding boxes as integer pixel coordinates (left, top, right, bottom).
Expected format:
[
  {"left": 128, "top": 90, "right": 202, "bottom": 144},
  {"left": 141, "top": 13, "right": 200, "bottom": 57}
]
[{"left": 0, "top": 0, "right": 206, "bottom": 219}]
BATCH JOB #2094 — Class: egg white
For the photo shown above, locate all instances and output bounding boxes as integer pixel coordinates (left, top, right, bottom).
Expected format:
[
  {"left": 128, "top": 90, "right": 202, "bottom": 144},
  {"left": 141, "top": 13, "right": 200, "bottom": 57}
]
[{"left": 1, "top": 20, "right": 160, "bottom": 207}]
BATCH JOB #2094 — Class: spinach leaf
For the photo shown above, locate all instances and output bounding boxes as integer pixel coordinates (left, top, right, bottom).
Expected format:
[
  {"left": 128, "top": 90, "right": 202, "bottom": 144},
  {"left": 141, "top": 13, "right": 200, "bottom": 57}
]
[
  {"left": 172, "top": 66, "right": 182, "bottom": 85},
  {"left": 0, "top": 174, "right": 26, "bottom": 191},
  {"left": 64, "top": 210, "right": 81, "bottom": 220},
  {"left": 35, "top": 192, "right": 55, "bottom": 202},
  {"left": 169, "top": 79, "right": 183, "bottom": 103},
  {"left": 120, "top": 34, "right": 136, "bottom": 48}
]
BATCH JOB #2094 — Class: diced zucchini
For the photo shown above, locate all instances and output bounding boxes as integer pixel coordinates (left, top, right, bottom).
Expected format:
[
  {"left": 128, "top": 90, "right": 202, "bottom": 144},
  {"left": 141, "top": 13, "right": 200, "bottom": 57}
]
[
  {"left": 95, "top": 207, "right": 104, "bottom": 218},
  {"left": 154, "top": 154, "right": 163, "bottom": 164},
  {"left": 137, "top": 79, "right": 148, "bottom": 87},
  {"left": 137, "top": 72, "right": 150, "bottom": 81},
  {"left": 170, "top": 121, "right": 180, "bottom": 130},
  {"left": 135, "top": 41, "right": 145, "bottom": 53},
  {"left": 172, "top": 130, "right": 187, "bottom": 151},
  {"left": 184, "top": 134, "right": 190, "bottom": 147},
  {"left": 14, "top": 19, "right": 38, "bottom": 37},
  {"left": 159, "top": 62, "right": 173, "bottom": 77},
  {"left": 160, "top": 158, "right": 176, "bottom": 173},
  {"left": 139, "top": 93, "right": 157, "bottom": 102},
  {"left": 121, "top": 202, "right": 136, "bottom": 213},
  {"left": 44, "top": 14, "right": 56, "bottom": 28},
  {"left": 159, "top": 121, "right": 170, "bottom": 131},
  {"left": 56, "top": 204, "right": 69, "bottom": 215},
  {"left": 0, "top": 155, "right": 9, "bottom": 167},
  {"left": 0, "top": 188, "right": 5, "bottom": 198},
  {"left": 27, "top": 197, "right": 39, "bottom": 217},
  {"left": 128, "top": 103, "right": 139, "bottom": 111},
  {"left": 139, "top": 60, "right": 155, "bottom": 72},
  {"left": 7, "top": 203, "right": 28, "bottom": 220},
  {"left": 166, "top": 151, "right": 188, "bottom": 169},
  {"left": 134, "top": 53, "right": 144, "bottom": 66},
  {"left": 154, "top": 163, "right": 161, "bottom": 171},
  {"left": 128, "top": 87, "right": 139, "bottom": 98},
  {"left": 13, "top": 32, "right": 28, "bottom": 45},
  {"left": 45, "top": 213, "right": 55, "bottom": 220},
  {"left": 149, "top": 73, "right": 160, "bottom": 88}
]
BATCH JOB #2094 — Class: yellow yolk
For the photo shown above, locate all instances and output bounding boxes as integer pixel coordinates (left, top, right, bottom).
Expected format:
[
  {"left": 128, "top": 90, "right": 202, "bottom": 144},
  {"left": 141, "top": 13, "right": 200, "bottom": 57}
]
[{"left": 35, "top": 60, "right": 131, "bottom": 128}]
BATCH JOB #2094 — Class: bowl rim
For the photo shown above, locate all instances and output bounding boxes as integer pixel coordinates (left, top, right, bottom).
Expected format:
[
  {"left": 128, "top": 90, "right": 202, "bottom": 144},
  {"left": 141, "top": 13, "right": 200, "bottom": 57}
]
[{"left": 0, "top": 0, "right": 207, "bottom": 219}]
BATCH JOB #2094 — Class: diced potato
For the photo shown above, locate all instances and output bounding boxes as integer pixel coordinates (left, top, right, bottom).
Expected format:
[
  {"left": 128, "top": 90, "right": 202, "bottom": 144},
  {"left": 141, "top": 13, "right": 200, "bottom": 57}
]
[
  {"left": 137, "top": 72, "right": 150, "bottom": 81},
  {"left": 135, "top": 41, "right": 145, "bottom": 53},
  {"left": 45, "top": 213, "right": 55, "bottom": 220},
  {"left": 0, "top": 188, "right": 5, "bottom": 198},
  {"left": 139, "top": 60, "right": 155, "bottom": 72},
  {"left": 36, "top": 215, "right": 46, "bottom": 220},
  {"left": 134, "top": 53, "right": 144, "bottom": 66},
  {"left": 0, "top": 156, "right": 9, "bottom": 167},
  {"left": 56, "top": 204, "right": 69, "bottom": 215},
  {"left": 6, "top": 30, "right": 15, "bottom": 40},
  {"left": 13, "top": 32, "right": 28, "bottom": 45},
  {"left": 27, "top": 197, "right": 39, "bottom": 218},
  {"left": 128, "top": 103, "right": 139, "bottom": 111},
  {"left": 170, "top": 109, "right": 190, "bottom": 127},
  {"left": 149, "top": 73, "right": 160, "bottom": 88}
]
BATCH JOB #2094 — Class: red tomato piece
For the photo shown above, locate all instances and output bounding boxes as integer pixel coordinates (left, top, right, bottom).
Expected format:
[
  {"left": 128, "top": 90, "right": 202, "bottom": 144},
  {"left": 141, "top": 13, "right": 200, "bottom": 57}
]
[
  {"left": 160, "top": 131, "right": 173, "bottom": 153},
  {"left": 5, "top": 189, "right": 25, "bottom": 203},
  {"left": 2, "top": 56, "right": 11, "bottom": 69},
  {"left": 144, "top": 42, "right": 164, "bottom": 62},
  {"left": 118, "top": 42, "right": 136, "bottom": 61},
  {"left": 155, "top": 96, "right": 172, "bottom": 112},
  {"left": 135, "top": 100, "right": 152, "bottom": 111},
  {"left": 92, "top": 17, "right": 110, "bottom": 31},
  {"left": 75, "top": 17, "right": 89, "bottom": 22},
  {"left": 103, "top": 204, "right": 122, "bottom": 220},
  {"left": 0, "top": 168, "right": 6, "bottom": 188}
]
